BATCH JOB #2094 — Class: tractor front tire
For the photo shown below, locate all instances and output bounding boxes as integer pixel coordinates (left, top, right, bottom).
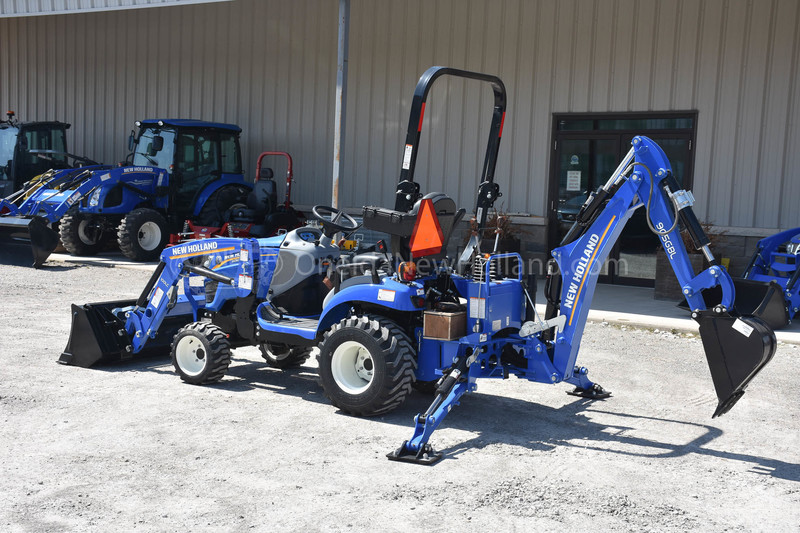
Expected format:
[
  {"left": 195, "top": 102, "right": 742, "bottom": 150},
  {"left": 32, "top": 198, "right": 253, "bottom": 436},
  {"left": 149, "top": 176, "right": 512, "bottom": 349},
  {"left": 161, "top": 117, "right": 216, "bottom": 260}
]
[
  {"left": 171, "top": 322, "right": 232, "bottom": 384},
  {"left": 118, "top": 208, "right": 168, "bottom": 261},
  {"left": 260, "top": 343, "right": 312, "bottom": 369},
  {"left": 59, "top": 206, "right": 106, "bottom": 256},
  {"left": 317, "top": 315, "right": 416, "bottom": 416}
]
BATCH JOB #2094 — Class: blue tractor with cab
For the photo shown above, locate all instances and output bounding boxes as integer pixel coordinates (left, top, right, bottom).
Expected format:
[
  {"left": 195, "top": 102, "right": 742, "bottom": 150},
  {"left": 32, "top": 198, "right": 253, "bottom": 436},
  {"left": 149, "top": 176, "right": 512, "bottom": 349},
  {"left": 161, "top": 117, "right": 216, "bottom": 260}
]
[{"left": 0, "top": 119, "right": 251, "bottom": 267}]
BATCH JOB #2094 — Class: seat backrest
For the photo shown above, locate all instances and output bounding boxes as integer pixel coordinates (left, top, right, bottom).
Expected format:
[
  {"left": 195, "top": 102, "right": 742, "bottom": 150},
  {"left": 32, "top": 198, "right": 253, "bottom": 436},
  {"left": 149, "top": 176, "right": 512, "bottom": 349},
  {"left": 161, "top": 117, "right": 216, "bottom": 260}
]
[{"left": 247, "top": 174, "right": 278, "bottom": 214}]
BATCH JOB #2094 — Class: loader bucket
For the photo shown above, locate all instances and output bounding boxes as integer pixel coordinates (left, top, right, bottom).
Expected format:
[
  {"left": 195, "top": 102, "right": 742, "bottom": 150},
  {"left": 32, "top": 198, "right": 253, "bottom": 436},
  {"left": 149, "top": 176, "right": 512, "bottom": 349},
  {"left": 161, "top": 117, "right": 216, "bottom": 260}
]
[
  {"left": 59, "top": 299, "right": 191, "bottom": 368},
  {"left": 679, "top": 278, "right": 790, "bottom": 330},
  {"left": 731, "top": 278, "right": 790, "bottom": 330},
  {"left": 0, "top": 215, "right": 60, "bottom": 268},
  {"left": 695, "top": 312, "right": 776, "bottom": 418}
]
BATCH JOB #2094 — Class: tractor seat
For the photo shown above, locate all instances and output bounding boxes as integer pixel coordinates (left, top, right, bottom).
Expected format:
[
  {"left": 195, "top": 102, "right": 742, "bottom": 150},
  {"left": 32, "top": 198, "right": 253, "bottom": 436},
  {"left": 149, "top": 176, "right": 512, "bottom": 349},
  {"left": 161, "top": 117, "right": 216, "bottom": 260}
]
[
  {"left": 362, "top": 192, "right": 465, "bottom": 260},
  {"left": 228, "top": 168, "right": 278, "bottom": 222}
]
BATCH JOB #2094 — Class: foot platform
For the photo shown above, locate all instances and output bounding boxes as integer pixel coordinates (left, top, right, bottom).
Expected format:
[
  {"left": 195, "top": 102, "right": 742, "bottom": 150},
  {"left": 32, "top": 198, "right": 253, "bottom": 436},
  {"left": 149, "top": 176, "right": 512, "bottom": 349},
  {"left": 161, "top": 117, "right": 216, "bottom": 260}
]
[
  {"left": 387, "top": 441, "right": 443, "bottom": 466},
  {"left": 567, "top": 383, "right": 611, "bottom": 400}
]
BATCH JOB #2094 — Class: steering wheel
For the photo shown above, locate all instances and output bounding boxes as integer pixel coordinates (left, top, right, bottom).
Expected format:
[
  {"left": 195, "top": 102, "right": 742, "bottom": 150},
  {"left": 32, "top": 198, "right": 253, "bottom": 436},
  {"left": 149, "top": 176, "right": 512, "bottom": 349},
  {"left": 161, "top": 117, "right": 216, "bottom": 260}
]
[{"left": 311, "top": 205, "right": 360, "bottom": 237}]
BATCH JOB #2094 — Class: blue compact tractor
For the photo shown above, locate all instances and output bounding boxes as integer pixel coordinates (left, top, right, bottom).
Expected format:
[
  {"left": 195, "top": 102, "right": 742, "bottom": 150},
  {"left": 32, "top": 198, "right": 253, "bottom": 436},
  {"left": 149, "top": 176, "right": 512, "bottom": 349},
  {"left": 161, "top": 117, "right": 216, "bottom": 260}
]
[
  {"left": 0, "top": 119, "right": 250, "bottom": 267},
  {"left": 61, "top": 68, "right": 777, "bottom": 465}
]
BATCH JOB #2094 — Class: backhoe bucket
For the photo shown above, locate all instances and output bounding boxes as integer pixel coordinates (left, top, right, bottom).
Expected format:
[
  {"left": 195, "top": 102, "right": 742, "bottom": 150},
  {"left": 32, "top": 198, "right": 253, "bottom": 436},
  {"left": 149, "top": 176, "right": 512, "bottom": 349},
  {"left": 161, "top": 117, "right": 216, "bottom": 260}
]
[
  {"left": 731, "top": 278, "right": 790, "bottom": 330},
  {"left": 695, "top": 312, "right": 776, "bottom": 418},
  {"left": 0, "top": 215, "right": 59, "bottom": 268},
  {"left": 59, "top": 299, "right": 190, "bottom": 367}
]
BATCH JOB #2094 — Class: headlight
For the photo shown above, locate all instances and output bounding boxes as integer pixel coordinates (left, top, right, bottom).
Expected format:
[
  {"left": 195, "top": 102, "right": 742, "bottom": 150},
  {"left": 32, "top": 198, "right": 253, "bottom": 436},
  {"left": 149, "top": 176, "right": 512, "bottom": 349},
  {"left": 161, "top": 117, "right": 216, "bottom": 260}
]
[{"left": 88, "top": 187, "right": 101, "bottom": 207}]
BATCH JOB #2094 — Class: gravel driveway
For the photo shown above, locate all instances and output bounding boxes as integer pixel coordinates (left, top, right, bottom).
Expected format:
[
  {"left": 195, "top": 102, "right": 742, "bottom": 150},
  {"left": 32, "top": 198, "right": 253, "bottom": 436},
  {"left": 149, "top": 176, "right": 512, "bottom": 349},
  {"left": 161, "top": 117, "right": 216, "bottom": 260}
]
[{"left": 1, "top": 260, "right": 798, "bottom": 532}]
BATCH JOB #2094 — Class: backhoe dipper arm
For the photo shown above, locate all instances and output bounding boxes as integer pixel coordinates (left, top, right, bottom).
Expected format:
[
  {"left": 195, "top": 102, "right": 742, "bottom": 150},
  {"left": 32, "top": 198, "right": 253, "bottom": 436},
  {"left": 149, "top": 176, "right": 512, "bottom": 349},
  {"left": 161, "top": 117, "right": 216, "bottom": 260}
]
[{"left": 550, "top": 136, "right": 775, "bottom": 417}]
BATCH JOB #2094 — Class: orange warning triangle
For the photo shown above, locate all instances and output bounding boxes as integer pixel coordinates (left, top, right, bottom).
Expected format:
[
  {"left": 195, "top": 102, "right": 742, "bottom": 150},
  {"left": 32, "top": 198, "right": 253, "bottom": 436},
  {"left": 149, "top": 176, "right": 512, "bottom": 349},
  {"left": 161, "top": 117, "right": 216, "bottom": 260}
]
[{"left": 409, "top": 198, "right": 445, "bottom": 258}]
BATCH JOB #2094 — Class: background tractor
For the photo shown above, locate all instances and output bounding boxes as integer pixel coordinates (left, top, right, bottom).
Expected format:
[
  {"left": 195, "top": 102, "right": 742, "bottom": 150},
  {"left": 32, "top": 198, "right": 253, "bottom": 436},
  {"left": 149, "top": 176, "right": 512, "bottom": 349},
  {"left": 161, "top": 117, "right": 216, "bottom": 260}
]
[
  {"left": 0, "top": 111, "right": 97, "bottom": 197},
  {"left": 0, "top": 118, "right": 252, "bottom": 266}
]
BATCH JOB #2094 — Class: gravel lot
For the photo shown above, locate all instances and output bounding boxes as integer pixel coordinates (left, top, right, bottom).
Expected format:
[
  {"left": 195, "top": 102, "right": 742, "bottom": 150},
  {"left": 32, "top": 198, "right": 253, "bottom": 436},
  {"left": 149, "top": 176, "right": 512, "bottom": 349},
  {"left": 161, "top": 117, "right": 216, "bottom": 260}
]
[{"left": 1, "top": 259, "right": 798, "bottom": 532}]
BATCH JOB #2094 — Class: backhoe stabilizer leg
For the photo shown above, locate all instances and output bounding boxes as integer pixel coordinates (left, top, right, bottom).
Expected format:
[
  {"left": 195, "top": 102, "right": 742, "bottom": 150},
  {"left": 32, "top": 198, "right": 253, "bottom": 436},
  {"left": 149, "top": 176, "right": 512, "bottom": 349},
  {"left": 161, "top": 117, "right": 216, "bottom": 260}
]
[
  {"left": 387, "top": 378, "right": 471, "bottom": 465},
  {"left": 565, "top": 366, "right": 611, "bottom": 399}
]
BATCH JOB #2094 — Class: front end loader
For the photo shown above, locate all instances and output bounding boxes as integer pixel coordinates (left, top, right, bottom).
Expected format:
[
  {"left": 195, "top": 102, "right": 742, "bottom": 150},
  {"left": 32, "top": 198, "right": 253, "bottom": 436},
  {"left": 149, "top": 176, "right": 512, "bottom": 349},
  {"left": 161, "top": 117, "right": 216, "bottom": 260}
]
[
  {"left": 60, "top": 67, "right": 777, "bottom": 465},
  {"left": 734, "top": 227, "right": 800, "bottom": 328}
]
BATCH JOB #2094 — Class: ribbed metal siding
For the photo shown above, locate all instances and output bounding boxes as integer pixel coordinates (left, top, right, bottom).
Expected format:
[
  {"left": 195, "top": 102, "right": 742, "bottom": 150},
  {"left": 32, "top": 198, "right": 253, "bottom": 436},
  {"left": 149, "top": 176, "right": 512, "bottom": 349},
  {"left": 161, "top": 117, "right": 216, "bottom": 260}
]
[
  {"left": 1, "top": 0, "right": 798, "bottom": 230},
  {"left": 343, "top": 0, "right": 800, "bottom": 230},
  {"left": 0, "top": 0, "right": 232, "bottom": 18},
  {"left": 0, "top": 0, "right": 337, "bottom": 206}
]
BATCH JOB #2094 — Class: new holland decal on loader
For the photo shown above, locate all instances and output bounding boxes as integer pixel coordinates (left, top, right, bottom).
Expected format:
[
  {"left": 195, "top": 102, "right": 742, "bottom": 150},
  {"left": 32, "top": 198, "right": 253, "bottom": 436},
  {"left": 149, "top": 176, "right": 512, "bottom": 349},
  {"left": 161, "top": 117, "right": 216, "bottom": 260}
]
[{"left": 61, "top": 67, "right": 777, "bottom": 465}]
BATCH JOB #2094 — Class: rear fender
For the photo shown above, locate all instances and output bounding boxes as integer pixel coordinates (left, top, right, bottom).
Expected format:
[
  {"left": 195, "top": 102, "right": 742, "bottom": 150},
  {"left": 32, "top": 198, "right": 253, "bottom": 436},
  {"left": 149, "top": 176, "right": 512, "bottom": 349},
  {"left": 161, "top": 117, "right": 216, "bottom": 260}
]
[
  {"left": 192, "top": 174, "right": 250, "bottom": 217},
  {"left": 317, "top": 278, "right": 423, "bottom": 334}
]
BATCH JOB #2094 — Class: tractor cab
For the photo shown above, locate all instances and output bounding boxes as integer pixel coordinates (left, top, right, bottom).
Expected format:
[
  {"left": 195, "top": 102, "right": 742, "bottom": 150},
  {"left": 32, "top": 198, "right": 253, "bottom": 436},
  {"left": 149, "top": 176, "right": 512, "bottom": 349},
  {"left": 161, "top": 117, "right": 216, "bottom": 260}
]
[
  {"left": 0, "top": 112, "right": 72, "bottom": 197},
  {"left": 130, "top": 119, "right": 245, "bottom": 221}
]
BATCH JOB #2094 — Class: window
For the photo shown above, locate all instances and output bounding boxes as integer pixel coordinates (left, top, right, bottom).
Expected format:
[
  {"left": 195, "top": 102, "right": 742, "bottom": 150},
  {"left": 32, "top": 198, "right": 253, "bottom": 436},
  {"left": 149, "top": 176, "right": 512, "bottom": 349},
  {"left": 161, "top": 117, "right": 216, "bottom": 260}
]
[{"left": 219, "top": 132, "right": 241, "bottom": 174}]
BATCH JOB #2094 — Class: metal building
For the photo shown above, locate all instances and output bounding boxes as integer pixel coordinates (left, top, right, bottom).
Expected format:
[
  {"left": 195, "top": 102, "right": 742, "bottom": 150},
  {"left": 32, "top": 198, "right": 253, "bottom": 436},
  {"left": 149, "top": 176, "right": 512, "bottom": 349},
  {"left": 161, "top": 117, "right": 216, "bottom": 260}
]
[{"left": 1, "top": 0, "right": 798, "bottom": 285}]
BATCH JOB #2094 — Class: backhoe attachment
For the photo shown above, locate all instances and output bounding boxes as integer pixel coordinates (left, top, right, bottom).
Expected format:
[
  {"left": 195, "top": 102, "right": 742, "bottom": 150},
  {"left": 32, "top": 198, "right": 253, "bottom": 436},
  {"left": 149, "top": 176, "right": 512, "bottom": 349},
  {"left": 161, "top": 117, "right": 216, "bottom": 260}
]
[{"left": 551, "top": 136, "right": 776, "bottom": 420}]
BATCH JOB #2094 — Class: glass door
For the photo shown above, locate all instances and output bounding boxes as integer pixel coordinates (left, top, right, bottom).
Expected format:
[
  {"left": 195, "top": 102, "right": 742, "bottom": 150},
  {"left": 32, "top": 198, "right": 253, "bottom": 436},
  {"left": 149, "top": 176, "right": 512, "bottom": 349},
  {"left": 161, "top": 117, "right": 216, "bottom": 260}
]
[{"left": 548, "top": 113, "right": 696, "bottom": 286}]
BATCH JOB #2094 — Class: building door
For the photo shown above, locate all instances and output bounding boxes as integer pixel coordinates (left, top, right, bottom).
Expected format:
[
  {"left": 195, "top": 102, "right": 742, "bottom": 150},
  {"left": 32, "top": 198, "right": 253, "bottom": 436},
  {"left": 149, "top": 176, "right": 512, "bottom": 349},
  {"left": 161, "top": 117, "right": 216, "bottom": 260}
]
[{"left": 548, "top": 113, "right": 696, "bottom": 286}]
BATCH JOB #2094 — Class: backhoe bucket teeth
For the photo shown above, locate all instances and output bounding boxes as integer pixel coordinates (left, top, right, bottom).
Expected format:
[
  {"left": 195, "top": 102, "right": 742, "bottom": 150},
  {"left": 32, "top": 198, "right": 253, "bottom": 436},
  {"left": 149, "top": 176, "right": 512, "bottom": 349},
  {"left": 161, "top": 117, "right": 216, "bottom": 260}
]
[
  {"left": 59, "top": 299, "right": 190, "bottom": 367},
  {"left": 695, "top": 312, "right": 776, "bottom": 418},
  {"left": 731, "top": 278, "right": 790, "bottom": 330},
  {"left": 0, "top": 216, "right": 59, "bottom": 268}
]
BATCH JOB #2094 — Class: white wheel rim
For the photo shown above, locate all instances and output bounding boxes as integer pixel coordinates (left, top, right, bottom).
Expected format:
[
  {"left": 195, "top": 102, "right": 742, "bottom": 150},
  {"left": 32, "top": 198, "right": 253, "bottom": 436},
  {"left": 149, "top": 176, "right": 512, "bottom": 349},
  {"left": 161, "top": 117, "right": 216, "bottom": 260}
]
[
  {"left": 331, "top": 340, "right": 374, "bottom": 394},
  {"left": 175, "top": 335, "right": 207, "bottom": 376},
  {"left": 137, "top": 221, "right": 162, "bottom": 251},
  {"left": 77, "top": 219, "right": 98, "bottom": 245},
  {"left": 266, "top": 345, "right": 291, "bottom": 361}
]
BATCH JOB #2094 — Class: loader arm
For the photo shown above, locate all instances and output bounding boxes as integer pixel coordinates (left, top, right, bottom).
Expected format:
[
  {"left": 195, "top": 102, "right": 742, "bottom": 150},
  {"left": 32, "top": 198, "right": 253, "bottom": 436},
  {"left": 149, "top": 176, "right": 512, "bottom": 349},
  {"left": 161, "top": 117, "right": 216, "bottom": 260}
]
[
  {"left": 549, "top": 136, "right": 775, "bottom": 417},
  {"left": 59, "top": 238, "right": 259, "bottom": 367}
]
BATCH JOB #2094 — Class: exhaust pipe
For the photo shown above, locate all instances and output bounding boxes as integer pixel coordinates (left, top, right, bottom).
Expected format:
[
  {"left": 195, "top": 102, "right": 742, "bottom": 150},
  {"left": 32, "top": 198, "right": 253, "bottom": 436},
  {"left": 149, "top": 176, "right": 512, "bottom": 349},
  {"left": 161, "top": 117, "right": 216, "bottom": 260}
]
[
  {"left": 0, "top": 215, "right": 60, "bottom": 268},
  {"left": 695, "top": 311, "right": 776, "bottom": 417},
  {"left": 59, "top": 299, "right": 192, "bottom": 368}
]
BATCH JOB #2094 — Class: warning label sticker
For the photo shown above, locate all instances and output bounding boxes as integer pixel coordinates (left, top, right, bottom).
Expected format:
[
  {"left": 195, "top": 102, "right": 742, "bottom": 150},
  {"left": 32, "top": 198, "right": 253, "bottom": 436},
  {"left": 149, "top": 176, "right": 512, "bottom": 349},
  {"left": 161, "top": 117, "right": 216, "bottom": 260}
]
[
  {"left": 469, "top": 297, "right": 486, "bottom": 319},
  {"left": 402, "top": 144, "right": 413, "bottom": 170},
  {"left": 732, "top": 318, "right": 754, "bottom": 337},
  {"left": 378, "top": 289, "right": 396, "bottom": 302}
]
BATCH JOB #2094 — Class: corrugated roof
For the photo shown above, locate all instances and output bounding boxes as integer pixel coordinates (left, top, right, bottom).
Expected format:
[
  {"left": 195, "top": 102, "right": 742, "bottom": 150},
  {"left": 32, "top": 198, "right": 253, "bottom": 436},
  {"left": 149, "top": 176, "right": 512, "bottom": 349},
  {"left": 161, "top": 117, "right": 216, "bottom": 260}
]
[{"left": 0, "top": 0, "right": 232, "bottom": 18}]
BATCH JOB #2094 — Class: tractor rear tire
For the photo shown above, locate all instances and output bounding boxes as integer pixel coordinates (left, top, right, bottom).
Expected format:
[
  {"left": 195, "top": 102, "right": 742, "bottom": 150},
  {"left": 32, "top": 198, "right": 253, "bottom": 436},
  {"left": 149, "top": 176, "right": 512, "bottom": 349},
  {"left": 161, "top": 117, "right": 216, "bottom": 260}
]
[
  {"left": 171, "top": 322, "right": 232, "bottom": 384},
  {"left": 118, "top": 207, "right": 168, "bottom": 261},
  {"left": 197, "top": 185, "right": 250, "bottom": 227},
  {"left": 317, "top": 315, "right": 416, "bottom": 416},
  {"left": 260, "top": 343, "right": 312, "bottom": 369},
  {"left": 59, "top": 206, "right": 106, "bottom": 256}
]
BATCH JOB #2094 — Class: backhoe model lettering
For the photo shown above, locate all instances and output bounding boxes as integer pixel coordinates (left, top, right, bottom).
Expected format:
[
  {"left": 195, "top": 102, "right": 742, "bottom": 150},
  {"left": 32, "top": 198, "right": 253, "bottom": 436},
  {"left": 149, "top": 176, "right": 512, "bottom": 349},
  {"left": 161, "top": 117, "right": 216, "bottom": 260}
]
[{"left": 656, "top": 222, "right": 677, "bottom": 259}]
